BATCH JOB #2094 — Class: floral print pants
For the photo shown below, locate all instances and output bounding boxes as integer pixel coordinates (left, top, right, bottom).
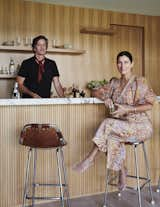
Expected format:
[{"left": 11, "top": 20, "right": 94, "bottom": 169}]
[{"left": 92, "top": 115, "right": 152, "bottom": 171}]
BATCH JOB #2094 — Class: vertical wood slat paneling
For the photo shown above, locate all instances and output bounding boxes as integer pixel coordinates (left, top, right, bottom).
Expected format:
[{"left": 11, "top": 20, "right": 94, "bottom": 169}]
[
  {"left": 110, "top": 11, "right": 160, "bottom": 94},
  {"left": 0, "top": 1, "right": 160, "bottom": 206},
  {"left": 110, "top": 24, "right": 144, "bottom": 77},
  {"left": 0, "top": 103, "right": 160, "bottom": 207},
  {"left": 0, "top": 104, "right": 107, "bottom": 207},
  {"left": 0, "top": 0, "right": 110, "bottom": 98},
  {"left": 0, "top": 0, "right": 160, "bottom": 97}
]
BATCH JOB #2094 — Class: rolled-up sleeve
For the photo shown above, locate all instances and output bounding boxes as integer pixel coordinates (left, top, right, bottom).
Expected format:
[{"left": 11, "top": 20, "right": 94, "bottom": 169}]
[
  {"left": 18, "top": 60, "right": 29, "bottom": 78},
  {"left": 91, "top": 78, "right": 117, "bottom": 101},
  {"left": 136, "top": 77, "right": 156, "bottom": 105}
]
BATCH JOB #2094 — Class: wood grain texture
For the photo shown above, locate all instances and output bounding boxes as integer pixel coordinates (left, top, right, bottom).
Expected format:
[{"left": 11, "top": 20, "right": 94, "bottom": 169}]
[
  {"left": 1, "top": 0, "right": 159, "bottom": 97},
  {"left": 110, "top": 11, "right": 160, "bottom": 94},
  {"left": 109, "top": 24, "right": 144, "bottom": 77},
  {"left": 0, "top": 104, "right": 106, "bottom": 207},
  {"left": 0, "top": 103, "right": 159, "bottom": 207},
  {"left": 0, "top": 1, "right": 160, "bottom": 206}
]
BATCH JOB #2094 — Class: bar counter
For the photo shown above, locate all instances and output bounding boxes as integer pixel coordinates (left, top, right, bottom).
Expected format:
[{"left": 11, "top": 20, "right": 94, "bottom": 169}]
[{"left": 0, "top": 98, "right": 160, "bottom": 207}]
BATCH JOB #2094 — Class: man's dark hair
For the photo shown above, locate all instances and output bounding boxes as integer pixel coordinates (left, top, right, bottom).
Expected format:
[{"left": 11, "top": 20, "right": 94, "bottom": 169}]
[
  {"left": 32, "top": 35, "right": 48, "bottom": 50},
  {"left": 117, "top": 51, "right": 133, "bottom": 63}
]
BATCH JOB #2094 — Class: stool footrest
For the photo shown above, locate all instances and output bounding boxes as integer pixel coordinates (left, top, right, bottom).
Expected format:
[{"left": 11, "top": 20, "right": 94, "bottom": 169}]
[
  {"left": 108, "top": 175, "right": 150, "bottom": 190},
  {"left": 126, "top": 181, "right": 150, "bottom": 191},
  {"left": 26, "top": 195, "right": 62, "bottom": 200},
  {"left": 34, "top": 183, "right": 67, "bottom": 187},
  {"left": 127, "top": 175, "right": 150, "bottom": 181}
]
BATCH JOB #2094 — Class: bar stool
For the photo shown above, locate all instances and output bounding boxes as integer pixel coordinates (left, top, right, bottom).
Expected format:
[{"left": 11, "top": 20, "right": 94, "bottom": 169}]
[
  {"left": 19, "top": 123, "right": 70, "bottom": 207},
  {"left": 103, "top": 140, "right": 155, "bottom": 207}
]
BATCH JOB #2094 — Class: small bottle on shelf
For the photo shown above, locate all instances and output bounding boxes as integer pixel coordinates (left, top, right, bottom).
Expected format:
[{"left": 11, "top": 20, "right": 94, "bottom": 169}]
[{"left": 9, "top": 58, "right": 15, "bottom": 74}]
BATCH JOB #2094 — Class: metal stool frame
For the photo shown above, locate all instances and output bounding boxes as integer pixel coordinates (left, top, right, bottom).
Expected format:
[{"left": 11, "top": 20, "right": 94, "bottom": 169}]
[
  {"left": 21, "top": 124, "right": 70, "bottom": 207},
  {"left": 103, "top": 141, "right": 155, "bottom": 207},
  {"left": 156, "top": 178, "right": 160, "bottom": 192}
]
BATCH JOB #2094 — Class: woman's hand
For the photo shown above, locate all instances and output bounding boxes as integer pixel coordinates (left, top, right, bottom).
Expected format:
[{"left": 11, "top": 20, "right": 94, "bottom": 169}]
[
  {"left": 111, "top": 103, "right": 129, "bottom": 118},
  {"left": 104, "top": 98, "right": 114, "bottom": 109}
]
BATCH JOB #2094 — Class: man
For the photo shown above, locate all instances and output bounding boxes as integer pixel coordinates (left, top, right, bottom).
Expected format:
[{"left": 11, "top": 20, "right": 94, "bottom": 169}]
[{"left": 17, "top": 35, "right": 64, "bottom": 98}]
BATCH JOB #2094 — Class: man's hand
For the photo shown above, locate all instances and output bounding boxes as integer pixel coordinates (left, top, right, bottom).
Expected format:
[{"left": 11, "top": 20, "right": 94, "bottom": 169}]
[{"left": 32, "top": 93, "right": 41, "bottom": 98}]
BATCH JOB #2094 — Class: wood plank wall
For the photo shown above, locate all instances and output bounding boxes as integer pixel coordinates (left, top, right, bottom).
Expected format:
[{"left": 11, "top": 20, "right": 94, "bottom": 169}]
[
  {"left": 0, "top": 0, "right": 160, "bottom": 97},
  {"left": 110, "top": 12, "right": 160, "bottom": 95},
  {"left": 0, "top": 103, "right": 160, "bottom": 207}
]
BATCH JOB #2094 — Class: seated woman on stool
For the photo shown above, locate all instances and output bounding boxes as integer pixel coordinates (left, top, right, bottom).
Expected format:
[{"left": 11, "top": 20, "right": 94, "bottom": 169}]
[{"left": 73, "top": 51, "right": 156, "bottom": 191}]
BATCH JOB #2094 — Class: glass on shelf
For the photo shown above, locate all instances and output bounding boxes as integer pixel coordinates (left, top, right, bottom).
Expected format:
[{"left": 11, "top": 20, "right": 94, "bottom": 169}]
[
  {"left": 23, "top": 36, "right": 32, "bottom": 46},
  {"left": 52, "top": 39, "right": 57, "bottom": 48},
  {"left": 5, "top": 66, "right": 10, "bottom": 74},
  {"left": 30, "top": 36, "right": 33, "bottom": 46},
  {"left": 15, "top": 36, "right": 21, "bottom": 46},
  {"left": 1, "top": 66, "right": 6, "bottom": 74},
  {"left": 51, "top": 39, "right": 63, "bottom": 48},
  {"left": 0, "top": 65, "right": 11, "bottom": 74},
  {"left": 0, "top": 66, "right": 4, "bottom": 74},
  {"left": 64, "top": 43, "right": 72, "bottom": 49}
]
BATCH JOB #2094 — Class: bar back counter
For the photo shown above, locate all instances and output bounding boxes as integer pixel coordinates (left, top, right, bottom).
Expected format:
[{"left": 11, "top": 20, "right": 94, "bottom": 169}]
[{"left": 0, "top": 98, "right": 159, "bottom": 207}]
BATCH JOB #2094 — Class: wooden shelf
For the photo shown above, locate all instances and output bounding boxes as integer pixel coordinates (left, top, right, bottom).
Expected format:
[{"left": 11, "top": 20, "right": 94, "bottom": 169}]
[
  {"left": 80, "top": 27, "right": 114, "bottom": 35},
  {"left": 0, "top": 74, "right": 16, "bottom": 79},
  {"left": 0, "top": 46, "right": 86, "bottom": 54}
]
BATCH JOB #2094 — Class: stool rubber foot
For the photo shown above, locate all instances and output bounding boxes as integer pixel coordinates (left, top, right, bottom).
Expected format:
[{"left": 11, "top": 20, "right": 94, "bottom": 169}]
[
  {"left": 151, "top": 200, "right": 155, "bottom": 205},
  {"left": 156, "top": 188, "right": 160, "bottom": 193},
  {"left": 118, "top": 192, "right": 122, "bottom": 197}
]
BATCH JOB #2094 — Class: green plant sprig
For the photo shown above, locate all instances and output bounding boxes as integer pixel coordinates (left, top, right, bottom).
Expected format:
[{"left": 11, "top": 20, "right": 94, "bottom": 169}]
[{"left": 87, "top": 79, "right": 108, "bottom": 89}]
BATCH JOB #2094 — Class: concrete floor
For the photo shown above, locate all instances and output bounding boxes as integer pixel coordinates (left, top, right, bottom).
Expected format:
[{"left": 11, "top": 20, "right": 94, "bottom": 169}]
[{"left": 32, "top": 186, "right": 160, "bottom": 207}]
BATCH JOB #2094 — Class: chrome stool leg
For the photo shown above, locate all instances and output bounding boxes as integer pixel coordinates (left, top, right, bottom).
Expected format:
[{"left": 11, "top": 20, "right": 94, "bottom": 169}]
[
  {"left": 31, "top": 148, "right": 37, "bottom": 207},
  {"left": 102, "top": 141, "right": 155, "bottom": 207},
  {"left": 103, "top": 161, "right": 110, "bottom": 207},
  {"left": 56, "top": 148, "right": 65, "bottom": 207},
  {"left": 134, "top": 144, "right": 142, "bottom": 207},
  {"left": 22, "top": 148, "right": 32, "bottom": 207},
  {"left": 142, "top": 143, "right": 155, "bottom": 205},
  {"left": 60, "top": 148, "right": 71, "bottom": 207},
  {"left": 156, "top": 178, "right": 160, "bottom": 192}
]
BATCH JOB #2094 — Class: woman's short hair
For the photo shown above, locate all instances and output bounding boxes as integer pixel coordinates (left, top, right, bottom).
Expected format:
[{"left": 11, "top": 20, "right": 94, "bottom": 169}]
[
  {"left": 117, "top": 51, "right": 133, "bottom": 63},
  {"left": 32, "top": 35, "right": 48, "bottom": 50}
]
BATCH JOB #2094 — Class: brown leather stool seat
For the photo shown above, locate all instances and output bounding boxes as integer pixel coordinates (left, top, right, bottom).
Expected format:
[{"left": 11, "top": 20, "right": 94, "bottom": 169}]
[
  {"left": 20, "top": 123, "right": 66, "bottom": 148},
  {"left": 20, "top": 123, "right": 70, "bottom": 207}
]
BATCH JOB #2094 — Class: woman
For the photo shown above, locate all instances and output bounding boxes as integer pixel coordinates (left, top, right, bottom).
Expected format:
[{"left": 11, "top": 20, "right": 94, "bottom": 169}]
[{"left": 73, "top": 51, "right": 156, "bottom": 191}]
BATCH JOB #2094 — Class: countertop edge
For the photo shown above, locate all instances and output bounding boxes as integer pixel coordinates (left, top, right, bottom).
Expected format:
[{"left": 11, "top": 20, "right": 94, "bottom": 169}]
[
  {"left": 0, "top": 97, "right": 103, "bottom": 106},
  {"left": 0, "top": 97, "right": 159, "bottom": 106}
]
